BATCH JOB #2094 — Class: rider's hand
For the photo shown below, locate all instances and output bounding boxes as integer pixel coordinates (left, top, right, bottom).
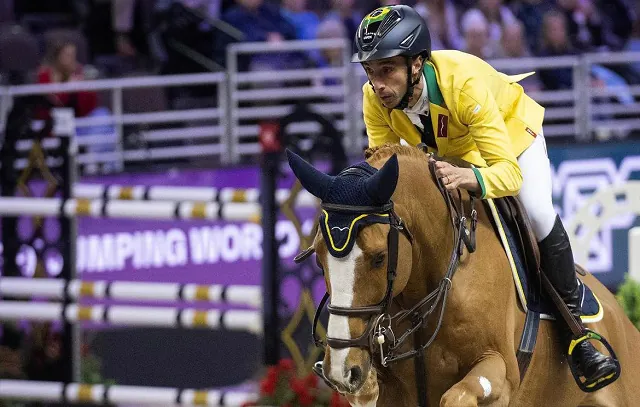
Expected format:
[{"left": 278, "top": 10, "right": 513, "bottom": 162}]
[{"left": 431, "top": 159, "right": 480, "bottom": 194}]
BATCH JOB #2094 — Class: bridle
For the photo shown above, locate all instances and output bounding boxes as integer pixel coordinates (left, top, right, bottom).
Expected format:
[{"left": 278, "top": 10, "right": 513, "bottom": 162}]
[
  {"left": 294, "top": 155, "right": 479, "bottom": 406},
  {"left": 311, "top": 200, "right": 413, "bottom": 353}
]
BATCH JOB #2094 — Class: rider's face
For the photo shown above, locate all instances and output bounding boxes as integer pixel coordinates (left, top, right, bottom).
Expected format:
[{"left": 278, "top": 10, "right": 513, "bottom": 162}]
[
  {"left": 363, "top": 56, "right": 422, "bottom": 109},
  {"left": 363, "top": 56, "right": 408, "bottom": 108}
]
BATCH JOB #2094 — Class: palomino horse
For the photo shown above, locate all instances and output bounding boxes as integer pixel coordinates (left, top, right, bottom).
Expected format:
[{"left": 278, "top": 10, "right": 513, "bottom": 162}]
[{"left": 287, "top": 144, "right": 640, "bottom": 407}]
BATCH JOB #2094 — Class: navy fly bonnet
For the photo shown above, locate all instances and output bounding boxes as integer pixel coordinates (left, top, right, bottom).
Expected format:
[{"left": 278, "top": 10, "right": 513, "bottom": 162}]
[{"left": 286, "top": 150, "right": 400, "bottom": 257}]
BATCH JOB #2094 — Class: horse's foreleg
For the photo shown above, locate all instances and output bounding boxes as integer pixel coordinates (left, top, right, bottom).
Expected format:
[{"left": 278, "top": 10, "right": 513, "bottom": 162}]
[{"left": 439, "top": 351, "right": 509, "bottom": 407}]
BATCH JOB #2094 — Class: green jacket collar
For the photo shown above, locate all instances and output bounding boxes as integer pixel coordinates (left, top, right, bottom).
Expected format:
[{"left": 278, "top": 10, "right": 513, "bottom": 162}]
[{"left": 424, "top": 63, "right": 444, "bottom": 107}]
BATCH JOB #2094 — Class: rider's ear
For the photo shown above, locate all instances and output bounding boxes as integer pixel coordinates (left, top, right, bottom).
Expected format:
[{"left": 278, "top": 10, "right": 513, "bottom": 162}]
[{"left": 412, "top": 56, "right": 424, "bottom": 77}]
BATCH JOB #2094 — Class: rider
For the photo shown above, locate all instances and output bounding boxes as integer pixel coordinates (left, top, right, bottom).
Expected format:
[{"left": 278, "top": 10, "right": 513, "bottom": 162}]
[{"left": 353, "top": 5, "right": 617, "bottom": 385}]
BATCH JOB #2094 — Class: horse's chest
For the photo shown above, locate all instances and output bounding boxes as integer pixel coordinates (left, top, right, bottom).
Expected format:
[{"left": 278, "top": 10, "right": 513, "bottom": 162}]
[{"left": 426, "top": 342, "right": 461, "bottom": 378}]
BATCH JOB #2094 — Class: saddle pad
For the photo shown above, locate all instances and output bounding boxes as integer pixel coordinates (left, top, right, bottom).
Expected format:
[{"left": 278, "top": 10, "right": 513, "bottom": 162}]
[{"left": 484, "top": 199, "right": 603, "bottom": 324}]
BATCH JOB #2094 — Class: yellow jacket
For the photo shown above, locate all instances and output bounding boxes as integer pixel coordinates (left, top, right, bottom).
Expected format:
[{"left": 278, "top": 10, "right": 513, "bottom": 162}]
[{"left": 363, "top": 50, "right": 545, "bottom": 199}]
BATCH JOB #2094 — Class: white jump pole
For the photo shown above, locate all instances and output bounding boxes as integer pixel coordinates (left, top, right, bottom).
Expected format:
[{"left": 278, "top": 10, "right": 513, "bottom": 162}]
[
  {"left": 0, "top": 380, "right": 256, "bottom": 406},
  {"left": 0, "top": 302, "right": 263, "bottom": 334},
  {"left": 0, "top": 197, "right": 261, "bottom": 221},
  {"left": 73, "top": 183, "right": 318, "bottom": 207},
  {"left": 0, "top": 277, "right": 262, "bottom": 308}
]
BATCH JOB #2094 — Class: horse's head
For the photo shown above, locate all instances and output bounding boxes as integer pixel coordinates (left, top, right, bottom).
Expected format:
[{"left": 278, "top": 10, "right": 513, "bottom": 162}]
[{"left": 287, "top": 150, "right": 415, "bottom": 394}]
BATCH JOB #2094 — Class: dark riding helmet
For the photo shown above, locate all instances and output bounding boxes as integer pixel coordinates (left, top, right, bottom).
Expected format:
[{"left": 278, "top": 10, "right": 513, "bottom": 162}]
[{"left": 352, "top": 5, "right": 432, "bottom": 110}]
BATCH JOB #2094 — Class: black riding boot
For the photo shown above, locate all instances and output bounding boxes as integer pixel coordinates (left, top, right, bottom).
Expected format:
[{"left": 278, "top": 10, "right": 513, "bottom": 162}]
[{"left": 538, "top": 216, "right": 618, "bottom": 382}]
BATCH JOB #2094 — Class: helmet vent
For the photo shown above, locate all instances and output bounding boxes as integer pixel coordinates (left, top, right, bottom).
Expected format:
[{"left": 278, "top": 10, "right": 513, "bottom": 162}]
[
  {"left": 378, "top": 9, "right": 402, "bottom": 38},
  {"left": 399, "top": 26, "right": 420, "bottom": 49}
]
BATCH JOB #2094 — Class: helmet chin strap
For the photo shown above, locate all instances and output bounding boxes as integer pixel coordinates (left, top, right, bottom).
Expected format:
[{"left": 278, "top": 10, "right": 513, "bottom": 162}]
[
  {"left": 393, "top": 57, "right": 421, "bottom": 110},
  {"left": 369, "top": 57, "right": 422, "bottom": 110}
]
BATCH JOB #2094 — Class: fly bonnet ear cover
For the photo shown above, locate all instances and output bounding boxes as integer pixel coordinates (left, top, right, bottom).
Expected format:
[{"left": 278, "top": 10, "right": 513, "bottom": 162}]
[{"left": 286, "top": 150, "right": 399, "bottom": 257}]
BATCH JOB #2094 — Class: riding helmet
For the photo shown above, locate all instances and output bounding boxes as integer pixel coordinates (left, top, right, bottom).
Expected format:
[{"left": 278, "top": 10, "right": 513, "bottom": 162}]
[
  {"left": 352, "top": 5, "right": 432, "bottom": 63},
  {"left": 352, "top": 6, "right": 432, "bottom": 110}
]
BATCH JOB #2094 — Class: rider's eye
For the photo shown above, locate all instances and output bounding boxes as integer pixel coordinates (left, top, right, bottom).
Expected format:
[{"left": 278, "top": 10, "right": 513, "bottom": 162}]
[{"left": 372, "top": 252, "right": 386, "bottom": 268}]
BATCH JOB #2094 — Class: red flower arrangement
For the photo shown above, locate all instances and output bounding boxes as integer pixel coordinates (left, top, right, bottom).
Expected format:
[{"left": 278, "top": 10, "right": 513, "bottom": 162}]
[{"left": 243, "top": 359, "right": 351, "bottom": 407}]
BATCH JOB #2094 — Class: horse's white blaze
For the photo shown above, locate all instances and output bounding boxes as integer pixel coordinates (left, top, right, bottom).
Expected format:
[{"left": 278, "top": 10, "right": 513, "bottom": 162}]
[{"left": 326, "top": 243, "right": 362, "bottom": 384}]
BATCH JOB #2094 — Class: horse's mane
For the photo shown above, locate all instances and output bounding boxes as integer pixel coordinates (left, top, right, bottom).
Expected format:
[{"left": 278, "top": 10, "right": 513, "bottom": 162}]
[
  {"left": 364, "top": 143, "right": 429, "bottom": 165},
  {"left": 365, "top": 143, "right": 474, "bottom": 169}
]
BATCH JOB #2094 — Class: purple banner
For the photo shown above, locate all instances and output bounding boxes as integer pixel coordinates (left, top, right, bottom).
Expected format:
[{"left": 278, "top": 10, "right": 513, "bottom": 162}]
[{"left": 1, "top": 164, "right": 321, "bottom": 289}]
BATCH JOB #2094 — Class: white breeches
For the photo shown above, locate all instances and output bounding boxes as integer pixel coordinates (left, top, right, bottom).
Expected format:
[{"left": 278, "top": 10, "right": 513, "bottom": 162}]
[{"left": 516, "top": 132, "right": 557, "bottom": 242}]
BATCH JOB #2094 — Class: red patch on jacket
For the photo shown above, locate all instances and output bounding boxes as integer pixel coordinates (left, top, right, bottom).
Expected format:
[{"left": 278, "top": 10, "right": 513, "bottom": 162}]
[
  {"left": 437, "top": 114, "right": 448, "bottom": 138},
  {"left": 526, "top": 127, "right": 537, "bottom": 137}
]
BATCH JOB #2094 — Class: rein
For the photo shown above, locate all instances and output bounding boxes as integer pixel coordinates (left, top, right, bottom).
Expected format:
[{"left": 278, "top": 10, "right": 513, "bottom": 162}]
[
  {"left": 381, "top": 157, "right": 478, "bottom": 366},
  {"left": 295, "top": 153, "right": 479, "bottom": 405}
]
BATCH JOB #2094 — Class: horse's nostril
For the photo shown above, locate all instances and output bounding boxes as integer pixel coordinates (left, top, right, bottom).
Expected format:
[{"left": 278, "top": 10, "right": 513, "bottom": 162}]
[{"left": 347, "top": 366, "right": 363, "bottom": 387}]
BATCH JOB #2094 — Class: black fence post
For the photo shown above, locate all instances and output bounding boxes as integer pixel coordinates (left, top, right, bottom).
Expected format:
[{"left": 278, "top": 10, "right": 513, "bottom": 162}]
[{"left": 259, "top": 122, "right": 282, "bottom": 366}]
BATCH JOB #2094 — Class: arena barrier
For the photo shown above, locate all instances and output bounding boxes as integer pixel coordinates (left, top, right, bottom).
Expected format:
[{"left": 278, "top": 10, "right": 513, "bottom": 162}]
[
  {"left": 0, "top": 108, "right": 282, "bottom": 401},
  {"left": 0, "top": 277, "right": 262, "bottom": 308},
  {"left": 0, "top": 302, "right": 263, "bottom": 333},
  {"left": 73, "top": 183, "right": 318, "bottom": 207},
  {"left": 0, "top": 196, "right": 261, "bottom": 220},
  {"left": 0, "top": 380, "right": 256, "bottom": 406}
]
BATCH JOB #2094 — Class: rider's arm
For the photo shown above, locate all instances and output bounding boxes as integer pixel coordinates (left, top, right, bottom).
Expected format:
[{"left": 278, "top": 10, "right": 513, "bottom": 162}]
[
  {"left": 457, "top": 76, "right": 523, "bottom": 199},
  {"left": 363, "top": 84, "right": 401, "bottom": 148}
]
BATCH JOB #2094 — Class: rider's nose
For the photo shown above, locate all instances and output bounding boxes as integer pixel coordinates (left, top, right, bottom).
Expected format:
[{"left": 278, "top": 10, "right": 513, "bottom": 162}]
[
  {"left": 371, "top": 79, "right": 385, "bottom": 92},
  {"left": 345, "top": 366, "right": 363, "bottom": 389}
]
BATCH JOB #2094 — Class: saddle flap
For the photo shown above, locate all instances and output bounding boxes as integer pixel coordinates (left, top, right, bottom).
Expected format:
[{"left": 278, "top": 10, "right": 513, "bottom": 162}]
[{"left": 493, "top": 196, "right": 541, "bottom": 285}]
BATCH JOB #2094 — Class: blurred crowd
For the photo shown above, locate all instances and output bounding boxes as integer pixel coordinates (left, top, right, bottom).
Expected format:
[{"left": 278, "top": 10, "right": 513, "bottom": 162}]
[{"left": 0, "top": 0, "right": 638, "bottom": 125}]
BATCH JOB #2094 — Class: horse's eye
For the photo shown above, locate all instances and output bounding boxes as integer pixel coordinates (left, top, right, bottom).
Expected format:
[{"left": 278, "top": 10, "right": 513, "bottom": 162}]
[{"left": 372, "top": 252, "right": 386, "bottom": 269}]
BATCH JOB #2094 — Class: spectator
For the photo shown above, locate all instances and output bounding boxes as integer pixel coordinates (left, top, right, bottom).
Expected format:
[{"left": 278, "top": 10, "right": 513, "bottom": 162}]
[
  {"left": 222, "top": 0, "right": 296, "bottom": 44},
  {"left": 497, "top": 21, "right": 531, "bottom": 58},
  {"left": 36, "top": 39, "right": 98, "bottom": 119},
  {"left": 321, "top": 0, "right": 362, "bottom": 41},
  {"left": 37, "top": 39, "right": 118, "bottom": 171},
  {"left": 314, "top": 18, "right": 347, "bottom": 69},
  {"left": 460, "top": 9, "right": 498, "bottom": 58},
  {"left": 414, "top": 0, "right": 463, "bottom": 50},
  {"left": 281, "top": 0, "right": 320, "bottom": 41},
  {"left": 222, "top": 0, "right": 299, "bottom": 71},
  {"left": 495, "top": 22, "right": 543, "bottom": 91},
  {"left": 477, "top": 0, "right": 518, "bottom": 45},
  {"left": 112, "top": 0, "right": 138, "bottom": 57},
  {"left": 598, "top": 0, "right": 637, "bottom": 51},
  {"left": 154, "top": 0, "right": 227, "bottom": 75},
  {"left": 536, "top": 10, "right": 576, "bottom": 90},
  {"left": 556, "top": 0, "right": 612, "bottom": 51},
  {"left": 511, "top": 0, "right": 556, "bottom": 53}
]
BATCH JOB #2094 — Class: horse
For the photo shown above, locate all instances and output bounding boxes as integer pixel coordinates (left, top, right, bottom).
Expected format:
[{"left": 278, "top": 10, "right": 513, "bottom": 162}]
[{"left": 286, "top": 144, "right": 640, "bottom": 407}]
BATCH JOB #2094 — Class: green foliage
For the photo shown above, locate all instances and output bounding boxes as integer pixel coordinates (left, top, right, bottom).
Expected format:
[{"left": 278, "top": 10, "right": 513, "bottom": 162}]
[{"left": 615, "top": 275, "right": 640, "bottom": 330}]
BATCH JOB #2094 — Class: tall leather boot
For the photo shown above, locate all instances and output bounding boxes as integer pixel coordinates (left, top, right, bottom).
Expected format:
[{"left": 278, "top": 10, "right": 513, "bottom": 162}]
[{"left": 538, "top": 216, "right": 618, "bottom": 382}]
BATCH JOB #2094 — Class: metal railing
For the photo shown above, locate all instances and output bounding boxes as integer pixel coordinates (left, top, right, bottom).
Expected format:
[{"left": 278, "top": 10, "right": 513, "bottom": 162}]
[{"left": 1, "top": 41, "right": 639, "bottom": 173}]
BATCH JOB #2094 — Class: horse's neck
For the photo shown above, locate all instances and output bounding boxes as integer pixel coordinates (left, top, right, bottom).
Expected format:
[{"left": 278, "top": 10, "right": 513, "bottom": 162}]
[{"left": 396, "top": 162, "right": 456, "bottom": 306}]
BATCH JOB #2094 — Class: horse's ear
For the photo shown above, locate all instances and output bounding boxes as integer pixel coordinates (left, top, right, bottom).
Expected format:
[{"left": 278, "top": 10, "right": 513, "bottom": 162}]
[
  {"left": 286, "top": 149, "right": 334, "bottom": 200},
  {"left": 365, "top": 154, "right": 399, "bottom": 204}
]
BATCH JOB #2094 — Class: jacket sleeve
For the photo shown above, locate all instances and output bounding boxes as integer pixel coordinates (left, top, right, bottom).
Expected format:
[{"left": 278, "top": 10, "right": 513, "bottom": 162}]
[
  {"left": 362, "top": 84, "right": 400, "bottom": 148},
  {"left": 457, "top": 76, "right": 523, "bottom": 199}
]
